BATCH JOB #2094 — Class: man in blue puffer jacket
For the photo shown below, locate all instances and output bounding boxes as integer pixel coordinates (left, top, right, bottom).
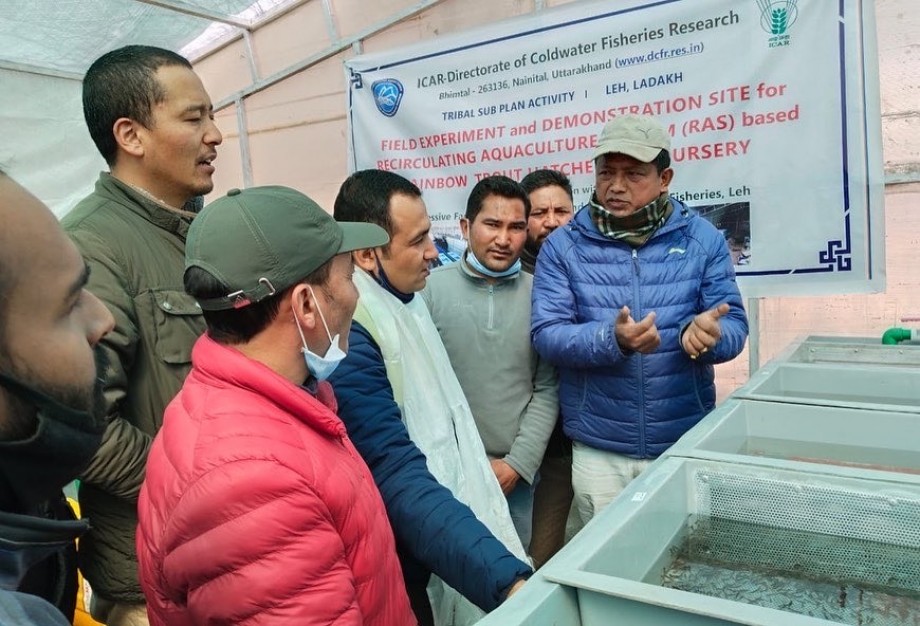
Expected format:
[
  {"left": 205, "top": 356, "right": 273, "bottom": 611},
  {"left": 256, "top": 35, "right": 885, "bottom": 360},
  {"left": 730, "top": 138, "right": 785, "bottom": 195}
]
[{"left": 531, "top": 114, "right": 748, "bottom": 525}]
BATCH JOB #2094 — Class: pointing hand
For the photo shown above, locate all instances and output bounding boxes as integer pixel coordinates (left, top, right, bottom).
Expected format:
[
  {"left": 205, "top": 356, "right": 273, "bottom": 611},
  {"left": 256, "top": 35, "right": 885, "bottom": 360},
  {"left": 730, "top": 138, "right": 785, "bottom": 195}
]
[
  {"left": 682, "top": 303, "right": 730, "bottom": 359},
  {"left": 614, "top": 305, "right": 660, "bottom": 354}
]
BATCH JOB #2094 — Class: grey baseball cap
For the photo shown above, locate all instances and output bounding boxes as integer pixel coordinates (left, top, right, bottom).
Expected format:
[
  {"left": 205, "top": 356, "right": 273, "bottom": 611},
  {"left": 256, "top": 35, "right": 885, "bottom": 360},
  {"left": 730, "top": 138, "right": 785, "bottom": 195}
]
[{"left": 593, "top": 114, "right": 671, "bottom": 162}]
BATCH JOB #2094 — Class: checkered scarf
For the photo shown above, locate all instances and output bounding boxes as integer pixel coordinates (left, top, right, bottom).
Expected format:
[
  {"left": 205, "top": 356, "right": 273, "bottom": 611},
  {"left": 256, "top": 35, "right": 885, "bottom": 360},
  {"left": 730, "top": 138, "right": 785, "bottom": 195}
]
[{"left": 589, "top": 193, "right": 673, "bottom": 247}]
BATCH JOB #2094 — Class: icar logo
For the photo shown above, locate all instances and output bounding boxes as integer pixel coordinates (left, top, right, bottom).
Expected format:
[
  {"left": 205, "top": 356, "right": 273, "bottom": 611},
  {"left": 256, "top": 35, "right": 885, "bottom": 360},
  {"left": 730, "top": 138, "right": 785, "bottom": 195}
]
[
  {"left": 754, "top": 0, "right": 799, "bottom": 48},
  {"left": 372, "top": 79, "right": 404, "bottom": 117}
]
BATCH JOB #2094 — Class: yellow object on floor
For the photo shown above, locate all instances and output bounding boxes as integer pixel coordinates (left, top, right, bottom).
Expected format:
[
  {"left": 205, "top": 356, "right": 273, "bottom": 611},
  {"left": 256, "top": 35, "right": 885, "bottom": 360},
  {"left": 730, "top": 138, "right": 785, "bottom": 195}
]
[{"left": 67, "top": 498, "right": 105, "bottom": 626}]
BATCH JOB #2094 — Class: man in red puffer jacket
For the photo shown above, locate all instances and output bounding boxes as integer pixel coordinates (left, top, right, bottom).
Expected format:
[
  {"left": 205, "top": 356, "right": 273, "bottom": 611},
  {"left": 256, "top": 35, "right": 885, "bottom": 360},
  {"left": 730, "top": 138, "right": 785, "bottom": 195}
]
[{"left": 136, "top": 186, "right": 415, "bottom": 626}]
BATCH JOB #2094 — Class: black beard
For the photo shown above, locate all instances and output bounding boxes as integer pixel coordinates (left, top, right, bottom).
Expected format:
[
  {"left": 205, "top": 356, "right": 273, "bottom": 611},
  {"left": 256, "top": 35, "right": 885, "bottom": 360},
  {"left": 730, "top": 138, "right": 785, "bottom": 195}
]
[{"left": 0, "top": 347, "right": 108, "bottom": 441}]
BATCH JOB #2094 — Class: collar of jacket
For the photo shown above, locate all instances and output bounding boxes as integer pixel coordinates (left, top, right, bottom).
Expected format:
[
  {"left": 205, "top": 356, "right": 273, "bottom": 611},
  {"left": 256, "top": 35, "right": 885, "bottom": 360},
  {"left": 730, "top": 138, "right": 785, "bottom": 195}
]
[
  {"left": 0, "top": 508, "right": 87, "bottom": 591},
  {"left": 519, "top": 245, "right": 538, "bottom": 275},
  {"left": 189, "top": 334, "right": 345, "bottom": 438},
  {"left": 96, "top": 172, "right": 194, "bottom": 240},
  {"left": 458, "top": 252, "right": 520, "bottom": 287},
  {"left": 574, "top": 194, "right": 691, "bottom": 245}
]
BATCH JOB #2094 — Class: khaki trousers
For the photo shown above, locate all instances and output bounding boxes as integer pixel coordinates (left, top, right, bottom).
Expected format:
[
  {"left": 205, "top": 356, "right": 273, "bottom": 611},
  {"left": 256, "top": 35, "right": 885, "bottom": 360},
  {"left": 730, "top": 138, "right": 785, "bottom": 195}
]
[
  {"left": 90, "top": 597, "right": 149, "bottom": 626},
  {"left": 107, "top": 603, "right": 149, "bottom": 626},
  {"left": 571, "top": 441, "right": 651, "bottom": 524}
]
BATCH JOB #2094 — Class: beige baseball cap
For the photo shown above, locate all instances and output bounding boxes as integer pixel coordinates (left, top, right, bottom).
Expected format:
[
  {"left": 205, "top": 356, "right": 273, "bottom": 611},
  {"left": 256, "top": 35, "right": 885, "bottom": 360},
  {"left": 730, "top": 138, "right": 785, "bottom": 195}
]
[{"left": 593, "top": 114, "right": 671, "bottom": 162}]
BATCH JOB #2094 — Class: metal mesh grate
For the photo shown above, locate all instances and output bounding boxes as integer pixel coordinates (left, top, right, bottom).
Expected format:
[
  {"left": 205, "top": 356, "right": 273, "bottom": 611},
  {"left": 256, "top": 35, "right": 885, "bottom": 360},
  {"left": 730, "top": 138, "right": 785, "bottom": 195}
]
[
  {"left": 691, "top": 469, "right": 920, "bottom": 593},
  {"left": 696, "top": 470, "right": 920, "bottom": 548},
  {"left": 654, "top": 469, "right": 920, "bottom": 623}
]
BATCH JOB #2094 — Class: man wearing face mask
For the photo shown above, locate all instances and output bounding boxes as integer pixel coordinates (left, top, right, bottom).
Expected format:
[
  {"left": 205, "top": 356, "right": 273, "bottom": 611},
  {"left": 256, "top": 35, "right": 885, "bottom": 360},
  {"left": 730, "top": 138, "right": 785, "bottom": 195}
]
[
  {"left": 422, "top": 176, "right": 557, "bottom": 553},
  {"left": 0, "top": 170, "right": 115, "bottom": 624},
  {"left": 136, "top": 186, "right": 415, "bottom": 625},
  {"left": 330, "top": 170, "right": 531, "bottom": 626}
]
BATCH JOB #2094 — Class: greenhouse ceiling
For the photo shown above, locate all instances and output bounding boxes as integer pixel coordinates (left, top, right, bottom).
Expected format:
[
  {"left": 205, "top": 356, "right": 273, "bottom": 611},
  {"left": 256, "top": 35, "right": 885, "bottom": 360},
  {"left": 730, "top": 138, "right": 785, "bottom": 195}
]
[{"left": 0, "top": 0, "right": 302, "bottom": 79}]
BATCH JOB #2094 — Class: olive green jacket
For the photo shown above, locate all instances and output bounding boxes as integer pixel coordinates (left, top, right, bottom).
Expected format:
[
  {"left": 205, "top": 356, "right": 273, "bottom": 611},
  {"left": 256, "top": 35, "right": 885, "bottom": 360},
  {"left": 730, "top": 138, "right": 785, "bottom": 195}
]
[{"left": 62, "top": 173, "right": 204, "bottom": 602}]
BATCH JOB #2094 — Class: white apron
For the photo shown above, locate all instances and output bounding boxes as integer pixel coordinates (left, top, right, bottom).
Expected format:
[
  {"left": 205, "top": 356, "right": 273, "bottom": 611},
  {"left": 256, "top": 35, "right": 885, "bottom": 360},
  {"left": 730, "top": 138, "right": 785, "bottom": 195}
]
[{"left": 352, "top": 269, "right": 527, "bottom": 626}]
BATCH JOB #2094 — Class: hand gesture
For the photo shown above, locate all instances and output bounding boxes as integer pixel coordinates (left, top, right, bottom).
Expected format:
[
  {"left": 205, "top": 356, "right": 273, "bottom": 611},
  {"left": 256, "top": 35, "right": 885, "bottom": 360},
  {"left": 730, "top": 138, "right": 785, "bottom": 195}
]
[
  {"left": 505, "top": 578, "right": 527, "bottom": 599},
  {"left": 490, "top": 459, "right": 520, "bottom": 495},
  {"left": 614, "top": 306, "right": 660, "bottom": 354},
  {"left": 682, "top": 303, "right": 730, "bottom": 359}
]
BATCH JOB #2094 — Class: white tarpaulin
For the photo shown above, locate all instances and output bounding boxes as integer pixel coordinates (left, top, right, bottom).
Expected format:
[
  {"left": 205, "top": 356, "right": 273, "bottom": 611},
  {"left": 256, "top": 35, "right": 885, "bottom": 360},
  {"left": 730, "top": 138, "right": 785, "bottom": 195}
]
[
  {"left": 345, "top": 0, "right": 885, "bottom": 298},
  {"left": 0, "top": 0, "right": 298, "bottom": 216}
]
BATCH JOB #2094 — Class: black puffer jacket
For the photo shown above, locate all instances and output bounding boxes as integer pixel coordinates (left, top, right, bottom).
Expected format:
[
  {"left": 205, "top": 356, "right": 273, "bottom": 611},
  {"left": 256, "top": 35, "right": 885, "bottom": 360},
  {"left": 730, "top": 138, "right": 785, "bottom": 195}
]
[{"left": 0, "top": 494, "right": 84, "bottom": 621}]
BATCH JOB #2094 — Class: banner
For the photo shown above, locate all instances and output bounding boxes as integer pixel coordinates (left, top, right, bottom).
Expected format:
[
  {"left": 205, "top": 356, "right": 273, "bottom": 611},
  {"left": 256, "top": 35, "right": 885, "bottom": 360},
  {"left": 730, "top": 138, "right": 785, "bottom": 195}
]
[{"left": 345, "top": 0, "right": 884, "bottom": 297}]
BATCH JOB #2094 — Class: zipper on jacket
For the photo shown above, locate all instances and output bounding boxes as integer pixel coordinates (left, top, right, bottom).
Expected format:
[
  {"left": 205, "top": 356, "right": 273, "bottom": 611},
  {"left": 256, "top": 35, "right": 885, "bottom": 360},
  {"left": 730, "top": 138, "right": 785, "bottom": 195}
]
[
  {"left": 337, "top": 433, "right": 359, "bottom": 461},
  {"left": 487, "top": 284, "right": 495, "bottom": 330},
  {"left": 632, "top": 247, "right": 646, "bottom": 457}
]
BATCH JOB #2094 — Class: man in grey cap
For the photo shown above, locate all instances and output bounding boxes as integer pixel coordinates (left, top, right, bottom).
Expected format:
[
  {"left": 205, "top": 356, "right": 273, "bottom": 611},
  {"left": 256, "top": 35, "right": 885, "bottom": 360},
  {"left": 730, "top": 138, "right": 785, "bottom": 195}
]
[
  {"left": 135, "top": 186, "right": 416, "bottom": 625},
  {"left": 531, "top": 115, "right": 748, "bottom": 524}
]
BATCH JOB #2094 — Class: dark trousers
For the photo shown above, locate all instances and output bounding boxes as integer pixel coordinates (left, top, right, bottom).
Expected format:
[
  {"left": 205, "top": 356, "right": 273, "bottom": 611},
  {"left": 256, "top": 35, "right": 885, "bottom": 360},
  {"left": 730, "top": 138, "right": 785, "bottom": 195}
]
[
  {"left": 529, "top": 450, "right": 574, "bottom": 570},
  {"left": 405, "top": 576, "right": 435, "bottom": 626}
]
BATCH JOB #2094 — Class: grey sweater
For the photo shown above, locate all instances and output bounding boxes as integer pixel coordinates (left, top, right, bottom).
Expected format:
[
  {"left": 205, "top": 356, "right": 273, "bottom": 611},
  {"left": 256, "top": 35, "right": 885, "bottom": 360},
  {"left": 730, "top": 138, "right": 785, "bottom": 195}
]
[{"left": 422, "top": 258, "right": 558, "bottom": 484}]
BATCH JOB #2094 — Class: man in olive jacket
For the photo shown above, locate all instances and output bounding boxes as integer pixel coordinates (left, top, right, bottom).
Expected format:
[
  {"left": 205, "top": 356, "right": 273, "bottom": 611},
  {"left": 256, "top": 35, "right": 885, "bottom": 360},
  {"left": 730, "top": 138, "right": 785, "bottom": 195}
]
[{"left": 62, "top": 45, "right": 222, "bottom": 626}]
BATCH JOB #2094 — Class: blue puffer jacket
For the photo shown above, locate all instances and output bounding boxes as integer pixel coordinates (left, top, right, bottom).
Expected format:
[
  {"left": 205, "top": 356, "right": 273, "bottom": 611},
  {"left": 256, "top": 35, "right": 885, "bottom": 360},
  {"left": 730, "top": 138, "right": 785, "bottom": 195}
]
[
  {"left": 531, "top": 198, "right": 748, "bottom": 458},
  {"left": 0, "top": 591, "right": 71, "bottom": 625},
  {"left": 328, "top": 321, "right": 532, "bottom": 612}
]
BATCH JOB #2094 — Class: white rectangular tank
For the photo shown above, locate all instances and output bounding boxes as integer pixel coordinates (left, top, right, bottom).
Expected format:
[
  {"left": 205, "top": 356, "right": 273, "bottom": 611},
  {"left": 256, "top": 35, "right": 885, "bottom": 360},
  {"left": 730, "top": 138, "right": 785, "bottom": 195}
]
[
  {"left": 667, "top": 398, "right": 920, "bottom": 479},
  {"left": 733, "top": 361, "right": 920, "bottom": 412},
  {"left": 536, "top": 457, "right": 920, "bottom": 626},
  {"left": 775, "top": 335, "right": 920, "bottom": 368}
]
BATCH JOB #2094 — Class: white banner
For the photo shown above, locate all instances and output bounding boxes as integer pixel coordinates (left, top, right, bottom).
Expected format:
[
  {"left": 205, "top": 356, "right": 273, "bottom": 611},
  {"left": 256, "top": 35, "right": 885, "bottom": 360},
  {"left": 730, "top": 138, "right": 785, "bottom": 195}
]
[{"left": 345, "top": 0, "right": 884, "bottom": 297}]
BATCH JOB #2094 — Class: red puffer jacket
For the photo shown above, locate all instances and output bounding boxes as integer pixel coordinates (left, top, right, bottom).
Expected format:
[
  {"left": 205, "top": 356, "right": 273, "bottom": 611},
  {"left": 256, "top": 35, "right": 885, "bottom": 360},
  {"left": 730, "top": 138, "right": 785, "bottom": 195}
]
[{"left": 137, "top": 335, "right": 415, "bottom": 626}]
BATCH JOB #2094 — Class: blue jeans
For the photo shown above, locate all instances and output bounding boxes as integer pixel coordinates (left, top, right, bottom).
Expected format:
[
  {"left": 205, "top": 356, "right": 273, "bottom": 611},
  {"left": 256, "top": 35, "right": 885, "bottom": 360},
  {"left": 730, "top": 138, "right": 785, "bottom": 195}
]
[{"left": 506, "top": 475, "right": 537, "bottom": 552}]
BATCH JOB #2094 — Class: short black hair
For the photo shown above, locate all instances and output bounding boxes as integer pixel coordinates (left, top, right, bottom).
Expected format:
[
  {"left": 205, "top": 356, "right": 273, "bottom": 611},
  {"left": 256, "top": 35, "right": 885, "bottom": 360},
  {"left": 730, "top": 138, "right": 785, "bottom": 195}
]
[
  {"left": 520, "top": 169, "right": 573, "bottom": 201},
  {"left": 83, "top": 45, "right": 192, "bottom": 165},
  {"left": 652, "top": 149, "right": 671, "bottom": 173},
  {"left": 184, "top": 262, "right": 331, "bottom": 345},
  {"left": 333, "top": 170, "right": 421, "bottom": 246},
  {"left": 465, "top": 176, "right": 531, "bottom": 222}
]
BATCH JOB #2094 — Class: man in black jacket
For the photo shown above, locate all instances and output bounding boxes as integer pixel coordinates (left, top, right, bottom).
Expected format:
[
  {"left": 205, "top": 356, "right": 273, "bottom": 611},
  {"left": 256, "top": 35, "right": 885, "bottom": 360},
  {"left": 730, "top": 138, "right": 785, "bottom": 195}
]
[{"left": 0, "top": 170, "right": 115, "bottom": 624}]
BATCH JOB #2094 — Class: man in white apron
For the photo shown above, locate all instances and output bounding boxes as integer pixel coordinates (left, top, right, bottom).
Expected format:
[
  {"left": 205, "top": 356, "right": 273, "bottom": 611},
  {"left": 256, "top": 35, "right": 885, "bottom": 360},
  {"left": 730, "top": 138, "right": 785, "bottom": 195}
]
[{"left": 328, "top": 170, "right": 531, "bottom": 626}]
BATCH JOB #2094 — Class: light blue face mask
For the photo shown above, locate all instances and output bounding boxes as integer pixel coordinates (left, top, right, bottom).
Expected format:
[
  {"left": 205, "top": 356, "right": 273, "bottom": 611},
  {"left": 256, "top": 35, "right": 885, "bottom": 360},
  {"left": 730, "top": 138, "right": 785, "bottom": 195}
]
[
  {"left": 293, "top": 286, "right": 346, "bottom": 382},
  {"left": 465, "top": 249, "right": 522, "bottom": 279}
]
